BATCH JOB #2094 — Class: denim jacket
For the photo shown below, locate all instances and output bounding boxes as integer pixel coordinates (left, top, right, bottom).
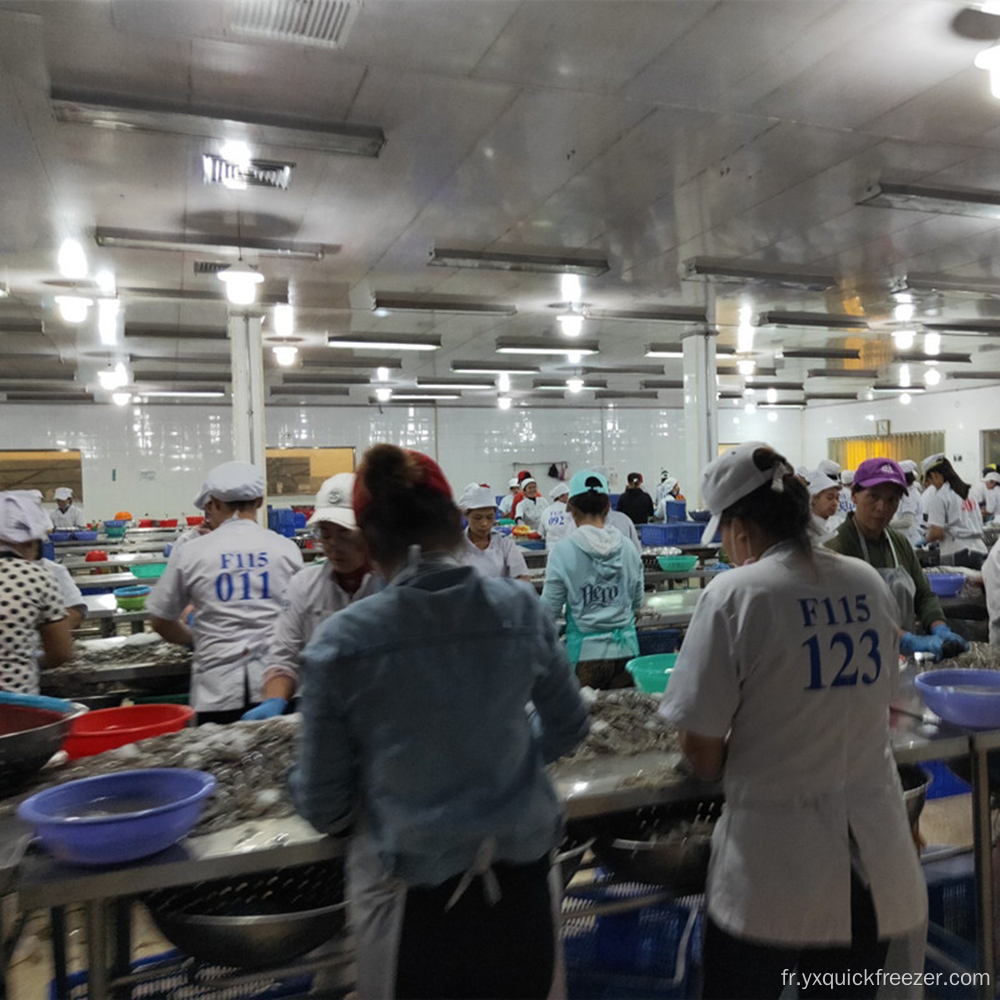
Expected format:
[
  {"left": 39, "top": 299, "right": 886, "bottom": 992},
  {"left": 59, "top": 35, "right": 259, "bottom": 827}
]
[{"left": 289, "top": 556, "right": 589, "bottom": 887}]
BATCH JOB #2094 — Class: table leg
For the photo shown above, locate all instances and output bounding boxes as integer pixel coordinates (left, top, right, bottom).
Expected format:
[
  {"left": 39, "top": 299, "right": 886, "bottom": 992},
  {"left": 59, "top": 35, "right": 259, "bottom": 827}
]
[
  {"left": 50, "top": 907, "right": 70, "bottom": 1000},
  {"left": 971, "top": 742, "right": 995, "bottom": 999},
  {"left": 111, "top": 898, "right": 131, "bottom": 986},
  {"left": 84, "top": 899, "right": 111, "bottom": 1000}
]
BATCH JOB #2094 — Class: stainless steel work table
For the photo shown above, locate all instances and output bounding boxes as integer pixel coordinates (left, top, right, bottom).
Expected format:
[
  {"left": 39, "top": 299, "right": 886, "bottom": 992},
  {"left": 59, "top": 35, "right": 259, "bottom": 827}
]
[
  {"left": 61, "top": 553, "right": 167, "bottom": 570},
  {"left": 80, "top": 595, "right": 152, "bottom": 637}
]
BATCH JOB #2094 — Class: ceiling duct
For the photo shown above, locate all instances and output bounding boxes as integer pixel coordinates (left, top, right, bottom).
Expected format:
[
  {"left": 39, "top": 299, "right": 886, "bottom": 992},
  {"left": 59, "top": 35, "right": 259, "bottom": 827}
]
[
  {"left": 806, "top": 368, "right": 880, "bottom": 380},
  {"left": 228, "top": 0, "right": 361, "bottom": 49},
  {"left": 640, "top": 379, "right": 684, "bottom": 390},
  {"left": 270, "top": 385, "right": 351, "bottom": 396},
  {"left": 429, "top": 247, "right": 608, "bottom": 276},
  {"left": 193, "top": 261, "right": 230, "bottom": 275},
  {"left": 683, "top": 257, "right": 836, "bottom": 292},
  {"left": 755, "top": 310, "right": 868, "bottom": 332},
  {"left": 125, "top": 324, "right": 227, "bottom": 340},
  {"left": 96, "top": 228, "right": 326, "bottom": 260},
  {"left": 202, "top": 154, "right": 294, "bottom": 190},
  {"left": 780, "top": 348, "right": 862, "bottom": 361}
]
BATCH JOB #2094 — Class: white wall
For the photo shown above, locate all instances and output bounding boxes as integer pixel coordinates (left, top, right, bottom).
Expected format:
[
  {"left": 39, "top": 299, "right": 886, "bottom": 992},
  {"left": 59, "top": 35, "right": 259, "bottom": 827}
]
[
  {"left": 0, "top": 401, "right": 805, "bottom": 518},
  {"left": 802, "top": 384, "right": 1000, "bottom": 483}
]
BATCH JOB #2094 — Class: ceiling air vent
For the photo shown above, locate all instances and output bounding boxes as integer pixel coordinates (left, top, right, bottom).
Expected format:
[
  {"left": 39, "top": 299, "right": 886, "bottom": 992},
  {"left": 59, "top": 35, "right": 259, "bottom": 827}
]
[
  {"left": 202, "top": 155, "right": 294, "bottom": 190},
  {"left": 194, "top": 261, "right": 229, "bottom": 275},
  {"left": 228, "top": 0, "right": 361, "bottom": 49}
]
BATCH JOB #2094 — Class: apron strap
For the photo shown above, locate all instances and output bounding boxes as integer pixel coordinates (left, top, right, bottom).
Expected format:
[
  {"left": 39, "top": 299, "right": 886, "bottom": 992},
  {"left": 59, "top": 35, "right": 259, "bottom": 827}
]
[{"left": 445, "top": 836, "right": 501, "bottom": 911}]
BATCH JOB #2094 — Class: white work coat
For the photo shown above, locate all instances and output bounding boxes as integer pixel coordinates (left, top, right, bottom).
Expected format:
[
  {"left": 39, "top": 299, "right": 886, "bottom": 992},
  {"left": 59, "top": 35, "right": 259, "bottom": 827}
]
[
  {"left": 540, "top": 501, "right": 573, "bottom": 544},
  {"left": 983, "top": 538, "right": 1000, "bottom": 645},
  {"left": 147, "top": 516, "right": 303, "bottom": 711},
  {"left": 890, "top": 489, "right": 924, "bottom": 548},
  {"left": 40, "top": 558, "right": 86, "bottom": 616},
  {"left": 460, "top": 532, "right": 529, "bottom": 578},
  {"left": 51, "top": 504, "right": 85, "bottom": 528},
  {"left": 513, "top": 495, "right": 548, "bottom": 529},
  {"left": 263, "top": 562, "right": 380, "bottom": 693},
  {"left": 925, "top": 483, "right": 986, "bottom": 558},
  {"left": 660, "top": 542, "right": 926, "bottom": 946},
  {"left": 985, "top": 486, "right": 1000, "bottom": 520}
]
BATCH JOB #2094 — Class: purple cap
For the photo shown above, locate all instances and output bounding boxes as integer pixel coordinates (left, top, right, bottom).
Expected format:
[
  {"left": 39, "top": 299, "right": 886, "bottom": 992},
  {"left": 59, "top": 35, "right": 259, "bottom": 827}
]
[{"left": 853, "top": 457, "right": 908, "bottom": 494}]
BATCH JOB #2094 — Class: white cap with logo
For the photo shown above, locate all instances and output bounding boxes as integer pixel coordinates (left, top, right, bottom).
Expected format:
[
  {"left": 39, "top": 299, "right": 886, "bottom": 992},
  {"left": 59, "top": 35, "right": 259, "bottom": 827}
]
[{"left": 308, "top": 473, "right": 357, "bottom": 529}]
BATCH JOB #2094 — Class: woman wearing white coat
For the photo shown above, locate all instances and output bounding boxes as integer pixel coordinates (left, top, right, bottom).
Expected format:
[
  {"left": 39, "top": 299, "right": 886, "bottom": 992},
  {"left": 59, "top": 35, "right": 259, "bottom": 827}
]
[
  {"left": 458, "top": 483, "right": 530, "bottom": 580},
  {"left": 660, "top": 442, "right": 926, "bottom": 999},
  {"left": 922, "top": 453, "right": 987, "bottom": 568}
]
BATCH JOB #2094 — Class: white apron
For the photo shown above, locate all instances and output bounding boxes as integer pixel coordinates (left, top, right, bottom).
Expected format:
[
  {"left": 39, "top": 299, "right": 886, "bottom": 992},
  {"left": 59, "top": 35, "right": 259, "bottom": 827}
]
[{"left": 855, "top": 525, "right": 916, "bottom": 632}]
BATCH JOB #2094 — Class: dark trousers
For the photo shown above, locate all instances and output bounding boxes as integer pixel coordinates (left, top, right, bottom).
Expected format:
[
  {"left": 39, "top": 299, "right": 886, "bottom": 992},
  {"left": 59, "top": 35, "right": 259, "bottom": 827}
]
[
  {"left": 702, "top": 868, "right": 889, "bottom": 1000},
  {"left": 395, "top": 855, "right": 554, "bottom": 1000},
  {"left": 196, "top": 707, "right": 248, "bottom": 725},
  {"left": 576, "top": 657, "right": 635, "bottom": 689}
]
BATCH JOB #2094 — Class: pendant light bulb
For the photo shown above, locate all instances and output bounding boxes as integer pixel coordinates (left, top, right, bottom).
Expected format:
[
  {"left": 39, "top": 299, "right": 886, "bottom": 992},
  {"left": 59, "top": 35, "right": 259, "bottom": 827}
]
[
  {"left": 57, "top": 238, "right": 87, "bottom": 280},
  {"left": 497, "top": 395, "right": 512, "bottom": 411},
  {"left": 273, "top": 303, "right": 294, "bottom": 337},
  {"left": 376, "top": 366, "right": 389, "bottom": 382},
  {"left": 217, "top": 260, "right": 264, "bottom": 305},
  {"left": 98, "top": 298, "right": 120, "bottom": 346},
  {"left": 900, "top": 393, "right": 912, "bottom": 405},
  {"left": 55, "top": 295, "right": 92, "bottom": 324},
  {"left": 560, "top": 274, "right": 582, "bottom": 304},
  {"left": 557, "top": 313, "right": 584, "bottom": 338},
  {"left": 375, "top": 387, "right": 392, "bottom": 402},
  {"left": 272, "top": 344, "right": 298, "bottom": 366},
  {"left": 566, "top": 377, "right": 584, "bottom": 394},
  {"left": 498, "top": 372, "right": 511, "bottom": 393},
  {"left": 766, "top": 388, "right": 778, "bottom": 403},
  {"left": 924, "top": 331, "right": 941, "bottom": 357},
  {"left": 924, "top": 367, "right": 942, "bottom": 387},
  {"left": 893, "top": 328, "right": 916, "bottom": 351},
  {"left": 112, "top": 392, "right": 132, "bottom": 407}
]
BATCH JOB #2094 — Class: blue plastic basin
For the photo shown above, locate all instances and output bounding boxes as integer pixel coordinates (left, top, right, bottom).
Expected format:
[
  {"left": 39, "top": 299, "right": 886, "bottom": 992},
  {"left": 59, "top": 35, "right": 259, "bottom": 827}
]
[
  {"left": 928, "top": 573, "right": 965, "bottom": 598},
  {"left": 72, "top": 530, "right": 98, "bottom": 541},
  {"left": 915, "top": 669, "right": 1000, "bottom": 730},
  {"left": 17, "top": 768, "right": 216, "bottom": 866},
  {"left": 49, "top": 531, "right": 72, "bottom": 542}
]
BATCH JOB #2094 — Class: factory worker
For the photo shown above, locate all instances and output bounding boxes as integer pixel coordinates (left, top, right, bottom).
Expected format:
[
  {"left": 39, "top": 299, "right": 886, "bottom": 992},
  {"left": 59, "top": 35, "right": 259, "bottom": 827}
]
[
  {"left": 511, "top": 478, "right": 549, "bottom": 529},
  {"left": 458, "top": 482, "right": 530, "bottom": 580},
  {"left": 817, "top": 457, "right": 840, "bottom": 479},
  {"left": 660, "top": 443, "right": 926, "bottom": 999},
  {"left": 983, "top": 471, "right": 1000, "bottom": 521},
  {"left": 540, "top": 470, "right": 643, "bottom": 689},
  {"left": 290, "top": 444, "right": 588, "bottom": 1000},
  {"left": 826, "top": 458, "right": 967, "bottom": 662},
  {"left": 837, "top": 468, "right": 856, "bottom": 518},
  {"left": 50, "top": 487, "right": 85, "bottom": 529},
  {"left": 919, "top": 452, "right": 941, "bottom": 522},
  {"left": 616, "top": 472, "right": 655, "bottom": 525},
  {"left": 969, "top": 464, "right": 997, "bottom": 509},
  {"left": 605, "top": 507, "right": 642, "bottom": 553},
  {"left": 890, "top": 459, "right": 924, "bottom": 548},
  {"left": 539, "top": 482, "right": 573, "bottom": 545},
  {"left": 984, "top": 536, "right": 1000, "bottom": 644},
  {"left": 923, "top": 453, "right": 987, "bottom": 568},
  {"left": 148, "top": 461, "right": 303, "bottom": 724},
  {"left": 0, "top": 492, "right": 72, "bottom": 693},
  {"left": 246, "top": 473, "right": 381, "bottom": 721},
  {"left": 804, "top": 469, "right": 840, "bottom": 546},
  {"left": 498, "top": 477, "right": 520, "bottom": 517},
  {"left": 654, "top": 469, "right": 675, "bottom": 509}
]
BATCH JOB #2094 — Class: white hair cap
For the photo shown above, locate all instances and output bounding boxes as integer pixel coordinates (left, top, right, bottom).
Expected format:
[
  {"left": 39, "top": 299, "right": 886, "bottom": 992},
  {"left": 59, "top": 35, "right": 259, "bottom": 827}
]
[
  {"left": 805, "top": 470, "right": 842, "bottom": 497},
  {"left": 458, "top": 483, "right": 497, "bottom": 511},
  {"left": 54, "top": 487, "right": 73, "bottom": 501},
  {"left": 899, "top": 460, "right": 918, "bottom": 475},
  {"left": 193, "top": 461, "right": 265, "bottom": 510},
  {"left": 549, "top": 482, "right": 569, "bottom": 501},
  {"left": 841, "top": 469, "right": 855, "bottom": 486},
  {"left": 308, "top": 473, "right": 357, "bottom": 529},
  {"left": 816, "top": 459, "right": 841, "bottom": 478},
  {"left": 0, "top": 491, "right": 52, "bottom": 543}
]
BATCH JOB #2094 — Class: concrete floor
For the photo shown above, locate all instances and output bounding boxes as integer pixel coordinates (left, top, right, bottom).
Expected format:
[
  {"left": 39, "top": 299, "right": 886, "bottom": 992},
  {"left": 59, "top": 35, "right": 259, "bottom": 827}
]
[{"left": 6, "top": 793, "right": 978, "bottom": 999}]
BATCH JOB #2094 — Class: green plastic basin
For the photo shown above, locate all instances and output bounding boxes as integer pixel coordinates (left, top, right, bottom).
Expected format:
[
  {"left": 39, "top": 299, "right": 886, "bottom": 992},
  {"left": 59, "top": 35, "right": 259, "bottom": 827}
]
[{"left": 626, "top": 653, "right": 679, "bottom": 694}]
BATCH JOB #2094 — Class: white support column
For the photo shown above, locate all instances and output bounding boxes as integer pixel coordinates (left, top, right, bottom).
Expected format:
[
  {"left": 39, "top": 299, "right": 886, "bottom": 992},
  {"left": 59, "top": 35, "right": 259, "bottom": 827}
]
[
  {"left": 681, "top": 316, "right": 718, "bottom": 509},
  {"left": 229, "top": 311, "right": 267, "bottom": 478}
]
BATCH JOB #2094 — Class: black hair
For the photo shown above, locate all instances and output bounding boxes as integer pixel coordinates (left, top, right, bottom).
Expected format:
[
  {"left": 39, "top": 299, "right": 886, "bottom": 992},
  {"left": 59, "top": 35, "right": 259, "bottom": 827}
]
[
  {"left": 905, "top": 472, "right": 915, "bottom": 487},
  {"left": 719, "top": 448, "right": 811, "bottom": 552},
  {"left": 930, "top": 457, "right": 971, "bottom": 501},
  {"left": 627, "top": 472, "right": 642, "bottom": 485},
  {"left": 568, "top": 476, "right": 611, "bottom": 517},
  {"left": 356, "top": 444, "right": 463, "bottom": 563}
]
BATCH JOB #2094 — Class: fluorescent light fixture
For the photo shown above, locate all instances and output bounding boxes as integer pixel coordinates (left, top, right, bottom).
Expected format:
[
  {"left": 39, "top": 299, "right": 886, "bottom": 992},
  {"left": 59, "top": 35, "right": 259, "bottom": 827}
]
[
  {"left": 58, "top": 238, "right": 87, "bottom": 280},
  {"left": 125, "top": 323, "right": 226, "bottom": 339},
  {"left": 924, "top": 331, "right": 941, "bottom": 357},
  {"left": 305, "top": 355, "right": 403, "bottom": 370},
  {"left": 111, "top": 392, "right": 131, "bottom": 406},
  {"left": 975, "top": 44, "right": 1000, "bottom": 97},
  {"left": 427, "top": 247, "right": 608, "bottom": 277},
  {"left": 495, "top": 337, "right": 599, "bottom": 356},
  {"left": 98, "top": 363, "right": 129, "bottom": 390},
  {"left": 683, "top": 256, "right": 836, "bottom": 291},
  {"left": 645, "top": 343, "right": 735, "bottom": 358},
  {"left": 97, "top": 298, "right": 119, "bottom": 345},
  {"left": 893, "top": 351, "right": 971, "bottom": 364},
  {"left": 94, "top": 269, "right": 116, "bottom": 297},
  {"left": 899, "top": 364, "right": 910, "bottom": 388},
  {"left": 273, "top": 303, "right": 294, "bottom": 337},
  {"left": 893, "top": 328, "right": 916, "bottom": 350},
  {"left": 95, "top": 228, "right": 326, "bottom": 260},
  {"left": 922, "top": 318, "right": 1000, "bottom": 336},
  {"left": 872, "top": 383, "right": 925, "bottom": 393},
  {"left": 450, "top": 360, "right": 540, "bottom": 375},
  {"left": 805, "top": 392, "right": 862, "bottom": 401},
  {"left": 269, "top": 384, "right": 350, "bottom": 396},
  {"left": 594, "top": 390, "right": 660, "bottom": 400},
  {"left": 217, "top": 261, "right": 264, "bottom": 305},
  {"left": 327, "top": 334, "right": 440, "bottom": 351},
  {"left": 737, "top": 359, "right": 756, "bottom": 376},
  {"left": 272, "top": 345, "right": 299, "bottom": 366},
  {"left": 375, "top": 387, "right": 392, "bottom": 402},
  {"left": 377, "top": 392, "right": 460, "bottom": 401},
  {"left": 859, "top": 180, "right": 1000, "bottom": 220},
  {"left": 904, "top": 272, "right": 1000, "bottom": 298},
  {"left": 55, "top": 295, "right": 92, "bottom": 323},
  {"left": 806, "top": 368, "right": 880, "bottom": 380},
  {"left": 376, "top": 366, "right": 389, "bottom": 382},
  {"left": 497, "top": 372, "right": 510, "bottom": 393},
  {"left": 416, "top": 378, "right": 495, "bottom": 390},
  {"left": 894, "top": 302, "right": 915, "bottom": 322},
  {"left": 557, "top": 313, "right": 584, "bottom": 338},
  {"left": 754, "top": 310, "right": 868, "bottom": 332},
  {"left": 938, "top": 370, "right": 1000, "bottom": 380},
  {"left": 0, "top": 283, "right": 9, "bottom": 299},
  {"left": 566, "top": 377, "right": 585, "bottom": 394},
  {"left": 924, "top": 367, "right": 943, "bottom": 386},
  {"left": 640, "top": 379, "right": 684, "bottom": 390},
  {"left": 586, "top": 306, "right": 707, "bottom": 324},
  {"left": 497, "top": 395, "right": 512, "bottom": 410},
  {"left": 533, "top": 379, "right": 607, "bottom": 391},
  {"left": 779, "top": 348, "right": 862, "bottom": 361},
  {"left": 766, "top": 388, "right": 778, "bottom": 403},
  {"left": 141, "top": 390, "right": 226, "bottom": 398},
  {"left": 371, "top": 294, "right": 516, "bottom": 316},
  {"left": 51, "top": 89, "right": 386, "bottom": 157},
  {"left": 281, "top": 374, "right": 368, "bottom": 386},
  {"left": 567, "top": 351, "right": 583, "bottom": 364},
  {"left": 568, "top": 364, "right": 665, "bottom": 375}
]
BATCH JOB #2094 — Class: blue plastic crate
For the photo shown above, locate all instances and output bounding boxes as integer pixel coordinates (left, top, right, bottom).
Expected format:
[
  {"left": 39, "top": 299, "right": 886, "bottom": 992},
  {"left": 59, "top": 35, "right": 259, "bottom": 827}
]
[
  {"left": 664, "top": 500, "right": 687, "bottom": 522},
  {"left": 924, "top": 759, "right": 971, "bottom": 799},
  {"left": 637, "top": 628, "right": 682, "bottom": 655},
  {"left": 563, "top": 884, "right": 702, "bottom": 1000},
  {"left": 925, "top": 850, "right": 976, "bottom": 944},
  {"left": 641, "top": 522, "right": 706, "bottom": 547},
  {"left": 925, "top": 922, "right": 979, "bottom": 1000},
  {"left": 50, "top": 949, "right": 312, "bottom": 999}
]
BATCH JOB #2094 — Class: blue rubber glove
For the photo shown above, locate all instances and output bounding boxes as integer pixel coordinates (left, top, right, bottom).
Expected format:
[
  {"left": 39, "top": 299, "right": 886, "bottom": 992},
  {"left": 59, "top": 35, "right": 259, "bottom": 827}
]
[
  {"left": 900, "top": 631, "right": 945, "bottom": 661},
  {"left": 0, "top": 691, "right": 75, "bottom": 714},
  {"left": 241, "top": 697, "right": 287, "bottom": 721},
  {"left": 932, "top": 624, "right": 970, "bottom": 657}
]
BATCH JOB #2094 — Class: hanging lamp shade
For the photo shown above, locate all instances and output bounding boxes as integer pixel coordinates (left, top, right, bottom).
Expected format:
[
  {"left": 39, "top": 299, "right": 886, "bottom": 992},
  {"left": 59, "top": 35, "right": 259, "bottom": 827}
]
[{"left": 217, "top": 260, "right": 264, "bottom": 305}]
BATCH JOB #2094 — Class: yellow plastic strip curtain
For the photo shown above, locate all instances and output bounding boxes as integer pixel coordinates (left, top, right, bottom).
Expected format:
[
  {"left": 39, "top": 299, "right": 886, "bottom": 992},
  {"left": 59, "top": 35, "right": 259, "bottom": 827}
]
[{"left": 827, "top": 432, "right": 944, "bottom": 471}]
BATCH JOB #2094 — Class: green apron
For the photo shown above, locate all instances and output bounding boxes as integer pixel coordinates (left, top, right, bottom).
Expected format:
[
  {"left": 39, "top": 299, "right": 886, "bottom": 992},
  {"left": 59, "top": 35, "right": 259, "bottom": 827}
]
[{"left": 564, "top": 610, "right": 639, "bottom": 665}]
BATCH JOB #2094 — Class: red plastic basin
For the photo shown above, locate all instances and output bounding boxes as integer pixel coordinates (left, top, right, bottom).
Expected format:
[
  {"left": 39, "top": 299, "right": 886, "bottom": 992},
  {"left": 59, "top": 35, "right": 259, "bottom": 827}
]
[
  {"left": 85, "top": 550, "right": 108, "bottom": 562},
  {"left": 159, "top": 519, "right": 179, "bottom": 528},
  {"left": 185, "top": 516, "right": 204, "bottom": 527},
  {"left": 64, "top": 704, "right": 194, "bottom": 760},
  {"left": 138, "top": 519, "right": 155, "bottom": 528}
]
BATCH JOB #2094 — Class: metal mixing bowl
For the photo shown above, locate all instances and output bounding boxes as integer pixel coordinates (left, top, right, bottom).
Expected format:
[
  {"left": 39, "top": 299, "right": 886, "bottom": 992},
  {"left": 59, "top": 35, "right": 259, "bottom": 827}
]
[
  {"left": 898, "top": 763, "right": 931, "bottom": 829},
  {"left": 0, "top": 702, "right": 85, "bottom": 794},
  {"left": 144, "top": 860, "right": 347, "bottom": 970}
]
